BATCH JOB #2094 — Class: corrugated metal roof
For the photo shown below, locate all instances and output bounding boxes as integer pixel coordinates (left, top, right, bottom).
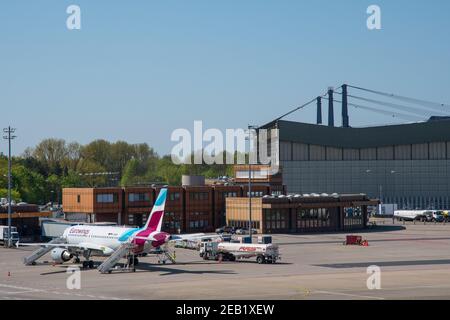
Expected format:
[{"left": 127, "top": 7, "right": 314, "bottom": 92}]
[{"left": 261, "top": 119, "right": 450, "bottom": 148}]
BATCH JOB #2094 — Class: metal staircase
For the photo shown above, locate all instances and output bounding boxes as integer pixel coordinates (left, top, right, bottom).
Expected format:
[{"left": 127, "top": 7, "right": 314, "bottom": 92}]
[
  {"left": 97, "top": 243, "right": 135, "bottom": 274},
  {"left": 23, "top": 237, "right": 66, "bottom": 265},
  {"left": 157, "top": 246, "right": 177, "bottom": 264}
]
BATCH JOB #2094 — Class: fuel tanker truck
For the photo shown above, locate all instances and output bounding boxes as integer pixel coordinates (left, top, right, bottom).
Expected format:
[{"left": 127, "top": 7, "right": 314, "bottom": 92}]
[{"left": 199, "top": 241, "right": 280, "bottom": 264}]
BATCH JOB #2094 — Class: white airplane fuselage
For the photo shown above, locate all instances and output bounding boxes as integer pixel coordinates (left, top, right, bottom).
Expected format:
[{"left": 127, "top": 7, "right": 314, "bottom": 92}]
[{"left": 62, "top": 225, "right": 169, "bottom": 256}]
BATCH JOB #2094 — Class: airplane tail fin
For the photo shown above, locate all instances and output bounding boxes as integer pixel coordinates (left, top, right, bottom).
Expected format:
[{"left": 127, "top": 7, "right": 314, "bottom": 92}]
[{"left": 143, "top": 188, "right": 167, "bottom": 232}]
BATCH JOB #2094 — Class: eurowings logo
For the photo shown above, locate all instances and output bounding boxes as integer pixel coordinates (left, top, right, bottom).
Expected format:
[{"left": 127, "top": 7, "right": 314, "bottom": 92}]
[{"left": 69, "top": 228, "right": 90, "bottom": 235}]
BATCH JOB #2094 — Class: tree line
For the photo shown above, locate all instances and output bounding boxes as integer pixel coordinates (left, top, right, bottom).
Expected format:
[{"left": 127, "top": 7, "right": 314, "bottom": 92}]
[{"left": 0, "top": 138, "right": 234, "bottom": 205}]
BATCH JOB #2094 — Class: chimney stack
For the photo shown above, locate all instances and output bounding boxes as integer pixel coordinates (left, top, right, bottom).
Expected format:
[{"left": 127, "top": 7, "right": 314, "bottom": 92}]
[
  {"left": 316, "top": 97, "right": 322, "bottom": 124},
  {"left": 342, "top": 84, "right": 349, "bottom": 127},
  {"left": 328, "top": 87, "right": 334, "bottom": 127}
]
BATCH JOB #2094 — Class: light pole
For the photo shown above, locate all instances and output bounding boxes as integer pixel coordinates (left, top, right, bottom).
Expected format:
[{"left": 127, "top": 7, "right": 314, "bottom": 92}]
[
  {"left": 3, "top": 127, "right": 16, "bottom": 248},
  {"left": 366, "top": 169, "right": 397, "bottom": 220},
  {"left": 50, "top": 190, "right": 55, "bottom": 210}
]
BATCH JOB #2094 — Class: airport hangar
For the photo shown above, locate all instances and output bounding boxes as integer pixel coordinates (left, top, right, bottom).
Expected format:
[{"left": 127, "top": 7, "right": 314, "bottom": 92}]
[{"left": 260, "top": 116, "right": 450, "bottom": 210}]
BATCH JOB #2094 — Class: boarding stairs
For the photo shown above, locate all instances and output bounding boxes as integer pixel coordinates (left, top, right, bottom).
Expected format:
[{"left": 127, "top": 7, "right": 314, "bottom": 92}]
[
  {"left": 97, "top": 243, "right": 135, "bottom": 274},
  {"left": 23, "top": 237, "right": 66, "bottom": 265},
  {"left": 157, "top": 247, "right": 176, "bottom": 264}
]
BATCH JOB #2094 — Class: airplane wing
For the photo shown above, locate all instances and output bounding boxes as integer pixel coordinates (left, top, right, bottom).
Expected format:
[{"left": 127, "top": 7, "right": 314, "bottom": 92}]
[
  {"left": 171, "top": 234, "right": 222, "bottom": 242},
  {"left": 18, "top": 242, "right": 77, "bottom": 248},
  {"left": 18, "top": 242, "right": 115, "bottom": 255}
]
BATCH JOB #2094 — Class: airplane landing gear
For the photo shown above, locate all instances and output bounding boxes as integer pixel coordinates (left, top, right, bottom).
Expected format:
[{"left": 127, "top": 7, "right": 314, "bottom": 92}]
[
  {"left": 82, "top": 260, "right": 95, "bottom": 269},
  {"left": 127, "top": 256, "right": 139, "bottom": 266}
]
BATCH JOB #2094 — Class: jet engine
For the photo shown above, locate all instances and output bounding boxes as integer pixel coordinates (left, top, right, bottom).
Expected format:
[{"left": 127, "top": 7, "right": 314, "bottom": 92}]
[{"left": 50, "top": 248, "right": 73, "bottom": 263}]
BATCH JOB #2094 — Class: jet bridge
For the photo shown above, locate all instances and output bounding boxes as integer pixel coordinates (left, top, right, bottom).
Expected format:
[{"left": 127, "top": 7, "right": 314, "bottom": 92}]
[{"left": 23, "top": 237, "right": 67, "bottom": 265}]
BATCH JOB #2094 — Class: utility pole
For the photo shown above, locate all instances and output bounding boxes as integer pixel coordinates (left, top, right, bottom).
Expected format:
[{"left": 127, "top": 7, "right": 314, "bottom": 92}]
[
  {"left": 248, "top": 125, "right": 258, "bottom": 243},
  {"left": 379, "top": 184, "right": 383, "bottom": 215},
  {"left": 3, "top": 127, "right": 16, "bottom": 248}
]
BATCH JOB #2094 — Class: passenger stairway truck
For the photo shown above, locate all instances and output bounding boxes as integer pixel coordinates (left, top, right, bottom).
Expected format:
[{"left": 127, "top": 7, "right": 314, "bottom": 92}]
[
  {"left": 97, "top": 243, "right": 136, "bottom": 274},
  {"left": 23, "top": 237, "right": 66, "bottom": 265},
  {"left": 199, "top": 242, "right": 280, "bottom": 264},
  {"left": 97, "top": 243, "right": 177, "bottom": 273}
]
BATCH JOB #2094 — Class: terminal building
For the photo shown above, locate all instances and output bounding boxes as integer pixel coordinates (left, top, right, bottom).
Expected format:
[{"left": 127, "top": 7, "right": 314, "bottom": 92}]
[
  {"left": 0, "top": 204, "right": 51, "bottom": 241},
  {"left": 62, "top": 165, "right": 378, "bottom": 234},
  {"left": 62, "top": 169, "right": 285, "bottom": 233},
  {"left": 261, "top": 116, "right": 450, "bottom": 210},
  {"left": 226, "top": 194, "right": 377, "bottom": 234}
]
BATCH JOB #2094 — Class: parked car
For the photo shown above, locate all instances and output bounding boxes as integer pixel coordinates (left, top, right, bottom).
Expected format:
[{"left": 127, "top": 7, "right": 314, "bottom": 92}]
[
  {"left": 235, "top": 228, "right": 258, "bottom": 235},
  {"left": 215, "top": 226, "right": 236, "bottom": 234}
]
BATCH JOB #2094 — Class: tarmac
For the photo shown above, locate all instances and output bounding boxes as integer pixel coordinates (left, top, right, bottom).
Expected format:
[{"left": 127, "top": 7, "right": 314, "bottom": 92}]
[{"left": 1, "top": 220, "right": 450, "bottom": 300}]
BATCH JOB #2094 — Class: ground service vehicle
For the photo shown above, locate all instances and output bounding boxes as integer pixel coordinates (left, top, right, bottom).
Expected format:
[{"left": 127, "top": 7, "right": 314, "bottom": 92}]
[
  {"left": 394, "top": 210, "right": 445, "bottom": 222},
  {"left": 199, "top": 241, "right": 280, "bottom": 264},
  {"left": 215, "top": 226, "right": 236, "bottom": 234},
  {"left": 427, "top": 211, "right": 445, "bottom": 222},
  {"left": 0, "top": 226, "right": 19, "bottom": 245},
  {"left": 394, "top": 210, "right": 429, "bottom": 221}
]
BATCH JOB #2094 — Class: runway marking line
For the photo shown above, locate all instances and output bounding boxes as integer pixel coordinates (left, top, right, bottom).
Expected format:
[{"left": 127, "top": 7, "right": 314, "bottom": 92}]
[
  {"left": 314, "top": 290, "right": 385, "bottom": 300},
  {"left": 0, "top": 283, "right": 125, "bottom": 300}
]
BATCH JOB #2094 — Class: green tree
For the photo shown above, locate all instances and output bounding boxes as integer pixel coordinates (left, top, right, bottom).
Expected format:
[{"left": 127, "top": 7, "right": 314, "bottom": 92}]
[
  {"left": 32, "top": 138, "right": 68, "bottom": 175},
  {"left": 157, "top": 156, "right": 183, "bottom": 185},
  {"left": 0, "top": 189, "right": 21, "bottom": 201},
  {"left": 11, "top": 165, "right": 47, "bottom": 204},
  {"left": 61, "top": 170, "right": 85, "bottom": 188},
  {"left": 76, "top": 159, "right": 108, "bottom": 187},
  {"left": 81, "top": 139, "right": 112, "bottom": 170}
]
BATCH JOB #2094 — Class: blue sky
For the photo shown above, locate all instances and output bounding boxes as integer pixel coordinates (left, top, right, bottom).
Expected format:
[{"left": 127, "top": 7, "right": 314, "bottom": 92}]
[{"left": 1, "top": 0, "right": 450, "bottom": 155}]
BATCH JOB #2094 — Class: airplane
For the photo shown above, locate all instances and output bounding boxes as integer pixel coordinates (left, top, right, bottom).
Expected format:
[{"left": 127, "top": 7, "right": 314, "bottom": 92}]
[{"left": 20, "top": 188, "right": 216, "bottom": 269}]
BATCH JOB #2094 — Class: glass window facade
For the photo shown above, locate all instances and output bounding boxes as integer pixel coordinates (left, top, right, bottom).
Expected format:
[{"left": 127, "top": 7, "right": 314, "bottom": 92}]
[
  {"left": 96, "top": 193, "right": 117, "bottom": 203},
  {"left": 169, "top": 192, "right": 181, "bottom": 201},
  {"left": 128, "top": 193, "right": 150, "bottom": 202},
  {"left": 343, "top": 206, "right": 364, "bottom": 229},
  {"left": 164, "top": 212, "right": 181, "bottom": 230},
  {"left": 264, "top": 209, "right": 289, "bottom": 231},
  {"left": 190, "top": 192, "right": 209, "bottom": 201},
  {"left": 296, "top": 208, "right": 332, "bottom": 231}
]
